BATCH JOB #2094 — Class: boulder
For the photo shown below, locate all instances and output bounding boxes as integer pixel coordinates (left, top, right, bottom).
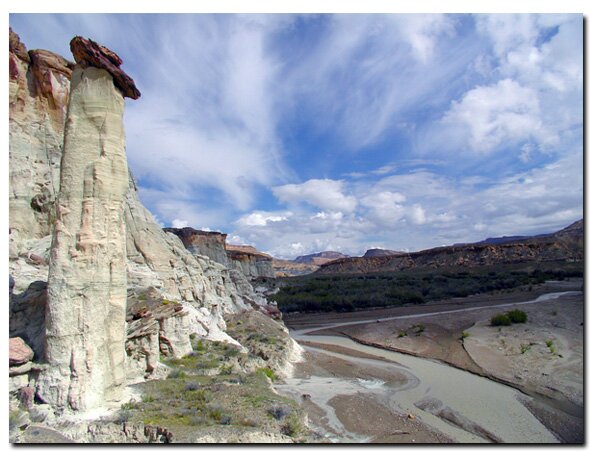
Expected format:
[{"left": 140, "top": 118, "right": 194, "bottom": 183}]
[
  {"left": 70, "top": 36, "right": 140, "bottom": 99},
  {"left": 9, "top": 337, "right": 34, "bottom": 366}
]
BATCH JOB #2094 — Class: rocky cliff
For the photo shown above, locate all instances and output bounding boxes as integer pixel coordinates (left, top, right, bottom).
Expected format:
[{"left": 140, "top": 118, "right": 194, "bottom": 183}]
[
  {"left": 164, "top": 227, "right": 275, "bottom": 279},
  {"left": 163, "top": 228, "right": 229, "bottom": 266},
  {"left": 8, "top": 30, "right": 289, "bottom": 415},
  {"left": 317, "top": 220, "right": 584, "bottom": 275},
  {"left": 226, "top": 245, "right": 275, "bottom": 279}
]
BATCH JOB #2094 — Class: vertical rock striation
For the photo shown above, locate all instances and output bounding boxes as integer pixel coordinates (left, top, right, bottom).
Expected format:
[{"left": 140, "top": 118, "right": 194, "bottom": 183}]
[
  {"left": 37, "top": 37, "right": 140, "bottom": 410},
  {"left": 9, "top": 28, "right": 73, "bottom": 246}
]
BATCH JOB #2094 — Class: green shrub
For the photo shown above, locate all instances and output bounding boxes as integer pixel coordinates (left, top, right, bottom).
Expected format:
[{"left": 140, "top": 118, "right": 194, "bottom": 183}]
[
  {"left": 411, "top": 324, "right": 425, "bottom": 335},
  {"left": 281, "top": 415, "right": 303, "bottom": 437},
  {"left": 506, "top": 309, "right": 527, "bottom": 323},
  {"left": 460, "top": 331, "right": 470, "bottom": 341},
  {"left": 520, "top": 343, "right": 530, "bottom": 354},
  {"left": 491, "top": 313, "right": 512, "bottom": 326},
  {"left": 256, "top": 367, "right": 278, "bottom": 381}
]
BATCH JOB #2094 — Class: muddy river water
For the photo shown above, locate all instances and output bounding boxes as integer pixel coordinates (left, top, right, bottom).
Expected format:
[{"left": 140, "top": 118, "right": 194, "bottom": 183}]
[{"left": 276, "top": 292, "right": 580, "bottom": 443}]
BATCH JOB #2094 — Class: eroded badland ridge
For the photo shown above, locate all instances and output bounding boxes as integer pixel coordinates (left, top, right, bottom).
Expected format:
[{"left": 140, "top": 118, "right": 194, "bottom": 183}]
[
  {"left": 317, "top": 220, "right": 583, "bottom": 275},
  {"left": 9, "top": 29, "right": 304, "bottom": 443}
]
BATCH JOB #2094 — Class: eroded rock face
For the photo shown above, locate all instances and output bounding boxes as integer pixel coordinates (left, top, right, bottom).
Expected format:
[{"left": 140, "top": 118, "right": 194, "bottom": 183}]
[
  {"left": 9, "top": 28, "right": 72, "bottom": 242},
  {"left": 226, "top": 247, "right": 275, "bottom": 278},
  {"left": 38, "top": 64, "right": 131, "bottom": 411},
  {"left": 164, "top": 228, "right": 229, "bottom": 266}
]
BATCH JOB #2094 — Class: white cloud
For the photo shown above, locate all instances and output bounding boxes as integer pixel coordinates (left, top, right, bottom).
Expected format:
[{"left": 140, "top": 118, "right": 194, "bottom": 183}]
[
  {"left": 171, "top": 219, "right": 189, "bottom": 228},
  {"left": 236, "top": 211, "right": 291, "bottom": 227},
  {"left": 273, "top": 179, "right": 358, "bottom": 213},
  {"left": 440, "top": 79, "right": 553, "bottom": 154},
  {"left": 387, "top": 14, "right": 456, "bottom": 63}
]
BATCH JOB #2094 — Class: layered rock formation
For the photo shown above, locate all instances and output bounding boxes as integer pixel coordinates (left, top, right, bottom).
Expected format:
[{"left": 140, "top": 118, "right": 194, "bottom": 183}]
[
  {"left": 37, "top": 37, "right": 135, "bottom": 410},
  {"left": 317, "top": 220, "right": 584, "bottom": 275},
  {"left": 164, "top": 227, "right": 275, "bottom": 279},
  {"left": 270, "top": 258, "right": 319, "bottom": 277},
  {"left": 226, "top": 245, "right": 275, "bottom": 279},
  {"left": 163, "top": 228, "right": 229, "bottom": 266},
  {"left": 9, "top": 30, "right": 287, "bottom": 415},
  {"left": 9, "top": 28, "right": 73, "bottom": 248}
]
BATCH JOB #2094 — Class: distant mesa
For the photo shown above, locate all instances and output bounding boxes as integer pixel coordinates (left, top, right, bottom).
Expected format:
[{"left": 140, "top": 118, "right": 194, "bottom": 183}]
[
  {"left": 363, "top": 248, "right": 404, "bottom": 258},
  {"left": 317, "top": 219, "right": 583, "bottom": 275},
  {"left": 293, "top": 251, "right": 349, "bottom": 265}
]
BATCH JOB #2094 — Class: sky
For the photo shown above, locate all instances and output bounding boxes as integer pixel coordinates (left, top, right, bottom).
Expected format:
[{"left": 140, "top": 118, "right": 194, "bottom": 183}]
[{"left": 9, "top": 13, "right": 584, "bottom": 259}]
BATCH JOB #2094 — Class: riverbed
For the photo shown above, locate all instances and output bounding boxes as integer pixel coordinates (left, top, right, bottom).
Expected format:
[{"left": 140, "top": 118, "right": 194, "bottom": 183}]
[{"left": 277, "top": 288, "right": 583, "bottom": 443}]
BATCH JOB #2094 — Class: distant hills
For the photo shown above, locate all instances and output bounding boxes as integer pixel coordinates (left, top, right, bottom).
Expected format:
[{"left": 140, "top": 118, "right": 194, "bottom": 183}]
[
  {"left": 316, "top": 219, "right": 584, "bottom": 275},
  {"left": 363, "top": 248, "right": 404, "bottom": 257},
  {"left": 293, "top": 251, "right": 349, "bottom": 265}
]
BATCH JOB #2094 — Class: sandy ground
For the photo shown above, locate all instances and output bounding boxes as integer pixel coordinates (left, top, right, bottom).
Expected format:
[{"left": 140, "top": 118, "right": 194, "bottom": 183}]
[
  {"left": 283, "top": 280, "right": 584, "bottom": 443},
  {"left": 280, "top": 349, "right": 453, "bottom": 443}
]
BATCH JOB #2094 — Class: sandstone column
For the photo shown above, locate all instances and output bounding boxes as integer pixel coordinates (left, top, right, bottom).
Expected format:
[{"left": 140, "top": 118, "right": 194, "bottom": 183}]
[{"left": 38, "top": 37, "right": 140, "bottom": 411}]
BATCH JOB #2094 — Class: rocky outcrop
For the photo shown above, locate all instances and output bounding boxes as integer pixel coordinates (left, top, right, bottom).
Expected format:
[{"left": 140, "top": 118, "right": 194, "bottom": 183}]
[
  {"left": 164, "top": 228, "right": 229, "bottom": 266},
  {"left": 9, "top": 337, "right": 35, "bottom": 392},
  {"left": 226, "top": 245, "right": 275, "bottom": 279},
  {"left": 10, "top": 337, "right": 34, "bottom": 366},
  {"left": 164, "top": 227, "right": 275, "bottom": 279},
  {"left": 70, "top": 36, "right": 140, "bottom": 100},
  {"left": 271, "top": 258, "right": 319, "bottom": 277},
  {"left": 318, "top": 220, "right": 584, "bottom": 275}
]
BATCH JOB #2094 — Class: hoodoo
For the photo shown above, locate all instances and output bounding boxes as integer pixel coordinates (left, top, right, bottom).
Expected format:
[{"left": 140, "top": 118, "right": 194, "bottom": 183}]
[{"left": 37, "top": 37, "right": 140, "bottom": 410}]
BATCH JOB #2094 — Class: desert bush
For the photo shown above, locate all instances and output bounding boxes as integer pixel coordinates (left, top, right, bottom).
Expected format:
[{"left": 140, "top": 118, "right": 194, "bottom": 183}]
[
  {"left": 281, "top": 415, "right": 303, "bottom": 437},
  {"left": 268, "top": 404, "right": 292, "bottom": 420},
  {"left": 506, "top": 309, "right": 527, "bottom": 323},
  {"left": 491, "top": 313, "right": 512, "bottom": 326},
  {"left": 114, "top": 410, "right": 133, "bottom": 424},
  {"left": 184, "top": 382, "right": 200, "bottom": 391},
  {"left": 460, "top": 331, "right": 470, "bottom": 341},
  {"left": 167, "top": 368, "right": 186, "bottom": 379},
  {"left": 411, "top": 324, "right": 425, "bottom": 335}
]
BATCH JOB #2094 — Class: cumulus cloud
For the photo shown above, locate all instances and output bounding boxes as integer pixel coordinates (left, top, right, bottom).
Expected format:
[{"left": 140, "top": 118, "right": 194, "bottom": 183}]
[
  {"left": 236, "top": 211, "right": 291, "bottom": 227},
  {"left": 273, "top": 179, "right": 358, "bottom": 213},
  {"left": 440, "top": 79, "right": 552, "bottom": 153}
]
